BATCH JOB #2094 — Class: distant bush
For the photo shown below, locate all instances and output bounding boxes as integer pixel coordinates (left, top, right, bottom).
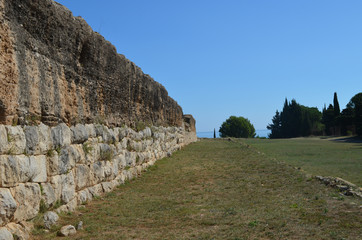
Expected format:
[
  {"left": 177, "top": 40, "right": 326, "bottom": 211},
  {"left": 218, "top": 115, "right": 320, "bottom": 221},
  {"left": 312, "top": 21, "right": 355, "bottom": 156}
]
[{"left": 219, "top": 116, "right": 255, "bottom": 138}]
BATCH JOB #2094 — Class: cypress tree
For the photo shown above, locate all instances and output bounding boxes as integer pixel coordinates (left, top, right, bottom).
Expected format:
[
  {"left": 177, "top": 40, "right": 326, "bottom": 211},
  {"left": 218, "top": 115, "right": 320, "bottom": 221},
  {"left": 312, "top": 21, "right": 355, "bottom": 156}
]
[
  {"left": 333, "top": 92, "right": 340, "bottom": 116},
  {"left": 213, "top": 128, "right": 216, "bottom": 138}
]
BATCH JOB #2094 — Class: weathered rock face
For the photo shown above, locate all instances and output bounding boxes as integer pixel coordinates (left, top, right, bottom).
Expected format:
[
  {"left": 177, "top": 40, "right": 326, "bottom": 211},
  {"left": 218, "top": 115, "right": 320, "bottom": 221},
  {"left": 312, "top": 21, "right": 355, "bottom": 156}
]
[{"left": 0, "top": 0, "right": 184, "bottom": 127}]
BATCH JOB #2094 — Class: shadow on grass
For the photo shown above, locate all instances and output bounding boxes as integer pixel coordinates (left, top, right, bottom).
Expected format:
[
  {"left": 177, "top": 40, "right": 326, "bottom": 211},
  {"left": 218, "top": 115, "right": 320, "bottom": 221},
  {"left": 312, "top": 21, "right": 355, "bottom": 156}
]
[{"left": 329, "top": 136, "right": 362, "bottom": 144}]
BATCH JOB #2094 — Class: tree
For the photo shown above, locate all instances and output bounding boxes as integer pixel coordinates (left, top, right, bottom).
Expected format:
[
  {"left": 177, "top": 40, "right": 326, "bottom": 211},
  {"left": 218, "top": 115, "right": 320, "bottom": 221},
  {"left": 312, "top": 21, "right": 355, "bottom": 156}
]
[
  {"left": 219, "top": 116, "right": 256, "bottom": 138},
  {"left": 348, "top": 92, "right": 362, "bottom": 136},
  {"left": 268, "top": 99, "right": 323, "bottom": 138},
  {"left": 322, "top": 104, "right": 335, "bottom": 135},
  {"left": 213, "top": 128, "right": 216, "bottom": 138},
  {"left": 267, "top": 110, "right": 282, "bottom": 138},
  {"left": 333, "top": 92, "right": 340, "bottom": 116}
]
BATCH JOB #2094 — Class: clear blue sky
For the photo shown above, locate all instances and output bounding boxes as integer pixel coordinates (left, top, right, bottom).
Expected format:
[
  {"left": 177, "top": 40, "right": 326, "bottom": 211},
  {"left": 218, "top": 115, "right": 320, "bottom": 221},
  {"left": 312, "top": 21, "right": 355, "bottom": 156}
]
[{"left": 56, "top": 0, "right": 362, "bottom": 132}]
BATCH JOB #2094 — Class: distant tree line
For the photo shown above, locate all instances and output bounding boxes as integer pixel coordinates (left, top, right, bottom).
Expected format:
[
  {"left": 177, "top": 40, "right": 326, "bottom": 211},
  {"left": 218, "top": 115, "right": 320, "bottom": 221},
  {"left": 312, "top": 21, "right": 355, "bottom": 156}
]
[{"left": 267, "top": 92, "right": 362, "bottom": 138}]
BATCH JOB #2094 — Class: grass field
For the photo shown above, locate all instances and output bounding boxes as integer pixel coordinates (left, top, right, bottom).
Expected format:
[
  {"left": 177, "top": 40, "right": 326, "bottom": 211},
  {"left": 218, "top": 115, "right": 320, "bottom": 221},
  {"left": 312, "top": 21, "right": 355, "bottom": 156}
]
[
  {"left": 33, "top": 139, "right": 362, "bottom": 239},
  {"left": 241, "top": 137, "right": 362, "bottom": 186}
]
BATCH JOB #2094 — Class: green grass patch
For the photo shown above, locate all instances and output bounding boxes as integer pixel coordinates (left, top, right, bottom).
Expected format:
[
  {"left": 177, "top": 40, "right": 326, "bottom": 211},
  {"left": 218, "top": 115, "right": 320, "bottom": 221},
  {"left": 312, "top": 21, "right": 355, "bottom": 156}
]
[
  {"left": 241, "top": 137, "right": 362, "bottom": 186},
  {"left": 32, "top": 139, "right": 362, "bottom": 240}
]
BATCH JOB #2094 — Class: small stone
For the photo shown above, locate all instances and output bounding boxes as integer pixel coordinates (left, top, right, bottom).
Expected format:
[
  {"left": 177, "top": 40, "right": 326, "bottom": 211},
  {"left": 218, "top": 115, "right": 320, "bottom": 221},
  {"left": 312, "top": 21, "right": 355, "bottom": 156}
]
[
  {"left": 43, "top": 211, "right": 59, "bottom": 229},
  {"left": 58, "top": 225, "right": 76, "bottom": 237},
  {"left": 77, "top": 221, "right": 83, "bottom": 230}
]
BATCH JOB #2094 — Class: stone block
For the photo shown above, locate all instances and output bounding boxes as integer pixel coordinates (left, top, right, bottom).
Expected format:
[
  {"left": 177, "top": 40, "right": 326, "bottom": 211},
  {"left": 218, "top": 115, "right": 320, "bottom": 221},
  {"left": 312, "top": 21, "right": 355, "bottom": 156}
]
[
  {"left": 0, "top": 188, "right": 17, "bottom": 227},
  {"left": 101, "top": 182, "right": 113, "bottom": 193},
  {"left": 60, "top": 172, "right": 75, "bottom": 204},
  {"left": 5, "top": 222, "right": 29, "bottom": 240},
  {"left": 41, "top": 183, "right": 57, "bottom": 207},
  {"left": 85, "top": 142, "right": 100, "bottom": 164},
  {"left": 11, "top": 183, "right": 41, "bottom": 222},
  {"left": 0, "top": 155, "right": 46, "bottom": 187},
  {"left": 77, "top": 189, "right": 92, "bottom": 204},
  {"left": 75, "top": 164, "right": 93, "bottom": 190},
  {"left": 142, "top": 127, "right": 152, "bottom": 138},
  {"left": 29, "top": 155, "right": 47, "bottom": 183},
  {"left": 58, "top": 146, "right": 77, "bottom": 175},
  {"left": 43, "top": 211, "right": 59, "bottom": 229},
  {"left": 0, "top": 227, "right": 13, "bottom": 240},
  {"left": 87, "top": 184, "right": 103, "bottom": 197},
  {"left": 0, "top": 126, "right": 9, "bottom": 154},
  {"left": 70, "top": 124, "right": 89, "bottom": 144},
  {"left": 24, "top": 123, "right": 52, "bottom": 155},
  {"left": 5, "top": 126, "right": 26, "bottom": 155},
  {"left": 51, "top": 123, "right": 71, "bottom": 147},
  {"left": 85, "top": 124, "right": 96, "bottom": 138}
]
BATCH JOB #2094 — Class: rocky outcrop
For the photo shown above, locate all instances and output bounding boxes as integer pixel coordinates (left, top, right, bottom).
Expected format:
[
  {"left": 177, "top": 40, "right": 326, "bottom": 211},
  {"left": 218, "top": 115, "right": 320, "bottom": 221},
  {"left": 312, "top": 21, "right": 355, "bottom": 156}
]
[{"left": 0, "top": 0, "right": 184, "bottom": 127}]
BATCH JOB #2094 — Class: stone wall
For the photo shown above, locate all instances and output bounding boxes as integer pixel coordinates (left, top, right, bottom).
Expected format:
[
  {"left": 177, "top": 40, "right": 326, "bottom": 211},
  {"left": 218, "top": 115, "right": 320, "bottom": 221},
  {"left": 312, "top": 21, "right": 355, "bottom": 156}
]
[
  {"left": 0, "top": 122, "right": 197, "bottom": 238},
  {"left": 0, "top": 0, "right": 183, "bottom": 127},
  {"left": 0, "top": 0, "right": 198, "bottom": 237}
]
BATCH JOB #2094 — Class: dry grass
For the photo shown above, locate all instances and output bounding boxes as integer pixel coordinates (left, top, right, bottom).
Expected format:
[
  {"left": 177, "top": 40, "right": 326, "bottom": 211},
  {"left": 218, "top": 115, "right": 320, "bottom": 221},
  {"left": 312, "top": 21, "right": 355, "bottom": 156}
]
[{"left": 32, "top": 139, "right": 362, "bottom": 239}]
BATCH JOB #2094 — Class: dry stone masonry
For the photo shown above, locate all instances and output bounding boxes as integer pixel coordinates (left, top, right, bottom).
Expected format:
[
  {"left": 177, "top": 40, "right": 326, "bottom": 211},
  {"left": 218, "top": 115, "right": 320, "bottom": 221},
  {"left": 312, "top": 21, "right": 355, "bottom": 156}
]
[
  {"left": 0, "top": 0, "right": 197, "bottom": 238},
  {"left": 0, "top": 123, "right": 196, "bottom": 238}
]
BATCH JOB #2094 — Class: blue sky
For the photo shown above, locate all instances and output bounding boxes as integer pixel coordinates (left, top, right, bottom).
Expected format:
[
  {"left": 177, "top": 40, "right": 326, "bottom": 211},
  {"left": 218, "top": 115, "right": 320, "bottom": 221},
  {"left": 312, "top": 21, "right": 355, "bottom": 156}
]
[{"left": 56, "top": 0, "right": 362, "bottom": 132}]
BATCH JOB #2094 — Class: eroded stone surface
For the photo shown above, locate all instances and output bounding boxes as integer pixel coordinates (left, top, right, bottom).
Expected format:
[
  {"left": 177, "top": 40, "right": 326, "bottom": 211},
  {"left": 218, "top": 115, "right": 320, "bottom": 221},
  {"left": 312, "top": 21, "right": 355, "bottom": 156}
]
[
  {"left": 0, "top": 188, "right": 17, "bottom": 226},
  {"left": 11, "top": 183, "right": 41, "bottom": 222}
]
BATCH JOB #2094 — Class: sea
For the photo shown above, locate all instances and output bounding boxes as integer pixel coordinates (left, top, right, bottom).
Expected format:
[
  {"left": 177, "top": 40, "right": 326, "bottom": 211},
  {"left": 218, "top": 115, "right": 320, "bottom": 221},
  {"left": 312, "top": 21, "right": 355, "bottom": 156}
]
[{"left": 197, "top": 129, "right": 271, "bottom": 138}]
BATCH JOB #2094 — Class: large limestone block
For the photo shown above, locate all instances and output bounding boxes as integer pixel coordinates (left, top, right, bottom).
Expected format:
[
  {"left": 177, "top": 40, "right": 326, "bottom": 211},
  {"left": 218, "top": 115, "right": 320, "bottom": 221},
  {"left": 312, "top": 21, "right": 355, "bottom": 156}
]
[
  {"left": 24, "top": 123, "right": 52, "bottom": 155},
  {"left": 5, "top": 223, "right": 29, "bottom": 240},
  {"left": 70, "top": 124, "right": 89, "bottom": 144},
  {"left": 49, "top": 175, "right": 62, "bottom": 201},
  {"left": 58, "top": 146, "right": 77, "bottom": 174},
  {"left": 75, "top": 164, "right": 93, "bottom": 190},
  {"left": 142, "top": 127, "right": 152, "bottom": 138},
  {"left": 77, "top": 189, "right": 92, "bottom": 205},
  {"left": 46, "top": 151, "right": 60, "bottom": 176},
  {"left": 5, "top": 126, "right": 26, "bottom": 155},
  {"left": 0, "top": 227, "right": 13, "bottom": 240},
  {"left": 29, "top": 156, "right": 47, "bottom": 183},
  {"left": 0, "top": 126, "right": 9, "bottom": 154},
  {"left": 49, "top": 143, "right": 85, "bottom": 176},
  {"left": 118, "top": 127, "right": 128, "bottom": 140},
  {"left": 11, "top": 183, "right": 41, "bottom": 222},
  {"left": 0, "top": 188, "right": 17, "bottom": 226},
  {"left": 48, "top": 173, "right": 76, "bottom": 205},
  {"left": 85, "top": 142, "right": 100, "bottom": 164},
  {"left": 60, "top": 172, "right": 76, "bottom": 204},
  {"left": 0, "top": 155, "right": 46, "bottom": 187},
  {"left": 85, "top": 124, "right": 96, "bottom": 138},
  {"left": 95, "top": 125, "right": 115, "bottom": 144},
  {"left": 87, "top": 184, "right": 103, "bottom": 198},
  {"left": 41, "top": 183, "right": 57, "bottom": 207},
  {"left": 91, "top": 161, "right": 108, "bottom": 183},
  {"left": 51, "top": 123, "right": 71, "bottom": 147}
]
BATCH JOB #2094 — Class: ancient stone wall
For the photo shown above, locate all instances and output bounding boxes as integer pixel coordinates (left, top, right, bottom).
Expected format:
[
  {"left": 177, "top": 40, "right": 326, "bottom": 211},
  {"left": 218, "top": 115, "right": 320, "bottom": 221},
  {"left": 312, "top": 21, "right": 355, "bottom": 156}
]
[
  {"left": 0, "top": 0, "right": 198, "bottom": 238},
  {"left": 0, "top": 0, "right": 184, "bottom": 127},
  {"left": 0, "top": 123, "right": 196, "bottom": 238}
]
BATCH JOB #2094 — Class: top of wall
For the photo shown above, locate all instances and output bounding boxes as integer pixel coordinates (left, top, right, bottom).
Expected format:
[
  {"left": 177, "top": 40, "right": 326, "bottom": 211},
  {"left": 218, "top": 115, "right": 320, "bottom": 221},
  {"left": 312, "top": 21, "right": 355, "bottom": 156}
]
[{"left": 0, "top": 0, "right": 185, "bottom": 128}]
